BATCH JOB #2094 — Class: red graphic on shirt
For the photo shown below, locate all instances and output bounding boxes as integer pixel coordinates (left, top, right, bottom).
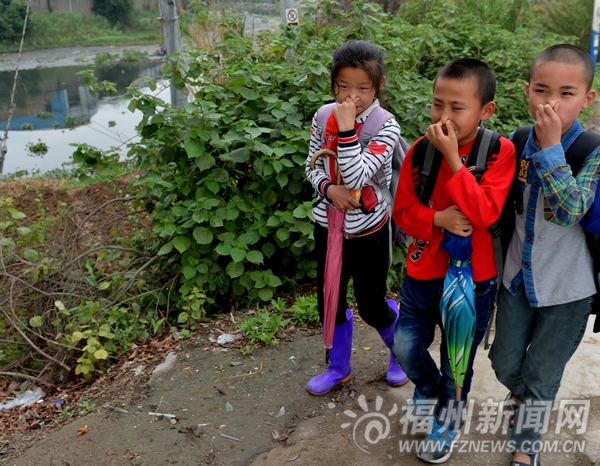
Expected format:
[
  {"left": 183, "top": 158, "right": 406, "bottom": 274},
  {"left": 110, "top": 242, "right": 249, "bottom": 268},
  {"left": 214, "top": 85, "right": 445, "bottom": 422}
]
[{"left": 368, "top": 141, "right": 386, "bottom": 155}]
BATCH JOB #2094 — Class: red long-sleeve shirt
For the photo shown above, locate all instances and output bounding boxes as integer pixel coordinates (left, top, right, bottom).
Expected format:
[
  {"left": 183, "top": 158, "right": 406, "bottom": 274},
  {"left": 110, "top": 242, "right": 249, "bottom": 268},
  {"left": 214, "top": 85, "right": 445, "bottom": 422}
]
[{"left": 392, "top": 135, "right": 516, "bottom": 282}]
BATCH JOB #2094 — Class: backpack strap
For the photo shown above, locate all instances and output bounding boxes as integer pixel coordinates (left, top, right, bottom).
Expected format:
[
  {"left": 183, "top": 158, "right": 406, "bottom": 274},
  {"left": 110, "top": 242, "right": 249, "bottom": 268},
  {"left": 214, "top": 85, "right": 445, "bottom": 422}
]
[{"left": 315, "top": 102, "right": 337, "bottom": 146}]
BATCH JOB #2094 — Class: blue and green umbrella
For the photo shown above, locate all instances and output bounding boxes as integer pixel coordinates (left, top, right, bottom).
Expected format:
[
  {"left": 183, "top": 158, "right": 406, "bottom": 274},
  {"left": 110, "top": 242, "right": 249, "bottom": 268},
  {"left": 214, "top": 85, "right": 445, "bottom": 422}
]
[{"left": 439, "top": 230, "right": 476, "bottom": 401}]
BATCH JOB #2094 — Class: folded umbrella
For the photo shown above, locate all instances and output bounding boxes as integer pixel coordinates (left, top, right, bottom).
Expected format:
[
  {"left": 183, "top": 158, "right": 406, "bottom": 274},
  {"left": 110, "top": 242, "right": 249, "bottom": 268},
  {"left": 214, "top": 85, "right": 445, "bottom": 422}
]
[
  {"left": 310, "top": 149, "right": 351, "bottom": 361},
  {"left": 439, "top": 230, "right": 476, "bottom": 401}
]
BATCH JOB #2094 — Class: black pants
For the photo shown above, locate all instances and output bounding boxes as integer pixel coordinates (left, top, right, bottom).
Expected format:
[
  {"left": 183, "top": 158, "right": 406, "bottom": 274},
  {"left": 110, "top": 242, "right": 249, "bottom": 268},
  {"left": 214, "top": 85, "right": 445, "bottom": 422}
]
[{"left": 315, "top": 221, "right": 395, "bottom": 330}]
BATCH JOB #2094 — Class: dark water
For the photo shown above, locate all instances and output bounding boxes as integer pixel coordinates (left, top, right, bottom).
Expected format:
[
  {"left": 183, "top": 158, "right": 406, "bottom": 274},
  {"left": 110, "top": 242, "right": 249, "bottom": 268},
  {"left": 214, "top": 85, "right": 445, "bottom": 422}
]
[{"left": 0, "top": 59, "right": 178, "bottom": 176}]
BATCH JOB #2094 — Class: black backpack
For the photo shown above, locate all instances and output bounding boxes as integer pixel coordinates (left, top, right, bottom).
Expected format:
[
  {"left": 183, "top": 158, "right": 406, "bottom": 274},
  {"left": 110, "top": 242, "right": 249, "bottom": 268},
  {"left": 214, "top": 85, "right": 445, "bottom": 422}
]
[
  {"left": 510, "top": 126, "right": 600, "bottom": 333},
  {"left": 411, "top": 126, "right": 508, "bottom": 348}
]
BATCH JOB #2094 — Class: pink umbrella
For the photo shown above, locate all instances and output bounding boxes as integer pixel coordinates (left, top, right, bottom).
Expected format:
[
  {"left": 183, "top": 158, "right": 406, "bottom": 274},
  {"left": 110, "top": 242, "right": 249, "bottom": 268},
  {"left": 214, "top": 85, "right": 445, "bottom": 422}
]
[{"left": 310, "top": 149, "right": 358, "bottom": 361}]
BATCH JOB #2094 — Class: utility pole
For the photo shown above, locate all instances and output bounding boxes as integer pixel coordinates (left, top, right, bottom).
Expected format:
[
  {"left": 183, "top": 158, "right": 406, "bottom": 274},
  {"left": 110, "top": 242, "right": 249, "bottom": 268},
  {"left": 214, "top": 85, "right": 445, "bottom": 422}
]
[
  {"left": 591, "top": 0, "right": 600, "bottom": 68},
  {"left": 159, "top": 0, "right": 182, "bottom": 106},
  {"left": 281, "top": 0, "right": 298, "bottom": 27}
]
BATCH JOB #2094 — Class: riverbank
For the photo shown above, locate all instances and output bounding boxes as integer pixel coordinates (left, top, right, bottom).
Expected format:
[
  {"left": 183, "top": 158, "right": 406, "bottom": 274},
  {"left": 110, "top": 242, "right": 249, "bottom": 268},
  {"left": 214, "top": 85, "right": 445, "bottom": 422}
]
[{"left": 0, "top": 44, "right": 163, "bottom": 72}]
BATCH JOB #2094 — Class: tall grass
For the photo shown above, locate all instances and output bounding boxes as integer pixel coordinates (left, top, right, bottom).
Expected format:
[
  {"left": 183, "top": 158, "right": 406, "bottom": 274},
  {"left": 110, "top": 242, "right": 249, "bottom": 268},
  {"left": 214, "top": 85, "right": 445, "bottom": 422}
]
[
  {"left": 536, "top": 0, "right": 594, "bottom": 49},
  {"left": 0, "top": 9, "right": 161, "bottom": 53}
]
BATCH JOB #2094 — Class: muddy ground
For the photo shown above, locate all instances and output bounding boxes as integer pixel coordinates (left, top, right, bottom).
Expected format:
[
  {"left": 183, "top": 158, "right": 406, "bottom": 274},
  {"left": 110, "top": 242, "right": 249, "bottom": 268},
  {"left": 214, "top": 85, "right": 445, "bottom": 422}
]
[{"left": 1, "top": 315, "right": 598, "bottom": 466}]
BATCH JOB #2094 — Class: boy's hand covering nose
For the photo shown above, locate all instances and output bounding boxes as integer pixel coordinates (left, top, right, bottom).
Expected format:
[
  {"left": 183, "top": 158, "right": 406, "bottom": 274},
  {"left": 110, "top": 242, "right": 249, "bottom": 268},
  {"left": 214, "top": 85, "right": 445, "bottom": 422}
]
[
  {"left": 534, "top": 102, "right": 562, "bottom": 149},
  {"left": 427, "top": 120, "right": 462, "bottom": 173}
]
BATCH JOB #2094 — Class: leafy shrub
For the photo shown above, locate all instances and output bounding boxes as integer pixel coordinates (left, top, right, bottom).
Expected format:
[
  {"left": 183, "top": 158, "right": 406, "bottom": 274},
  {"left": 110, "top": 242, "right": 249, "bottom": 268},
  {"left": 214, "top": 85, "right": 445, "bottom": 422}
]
[
  {"left": 0, "top": 0, "right": 28, "bottom": 43},
  {"left": 122, "top": 0, "right": 571, "bottom": 316},
  {"left": 92, "top": 0, "right": 134, "bottom": 28}
]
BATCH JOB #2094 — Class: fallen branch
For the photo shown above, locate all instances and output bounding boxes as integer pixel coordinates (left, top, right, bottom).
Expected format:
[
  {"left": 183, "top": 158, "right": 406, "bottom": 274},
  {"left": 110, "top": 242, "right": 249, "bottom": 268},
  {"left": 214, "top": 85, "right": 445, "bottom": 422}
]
[{"left": 0, "top": 371, "right": 54, "bottom": 387}]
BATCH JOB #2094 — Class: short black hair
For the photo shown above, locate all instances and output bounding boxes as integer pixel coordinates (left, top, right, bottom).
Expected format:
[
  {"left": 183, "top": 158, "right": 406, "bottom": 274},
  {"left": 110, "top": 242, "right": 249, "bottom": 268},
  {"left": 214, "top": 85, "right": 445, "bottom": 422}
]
[
  {"left": 434, "top": 58, "right": 496, "bottom": 106},
  {"left": 530, "top": 44, "right": 594, "bottom": 91},
  {"left": 331, "top": 40, "right": 386, "bottom": 100}
]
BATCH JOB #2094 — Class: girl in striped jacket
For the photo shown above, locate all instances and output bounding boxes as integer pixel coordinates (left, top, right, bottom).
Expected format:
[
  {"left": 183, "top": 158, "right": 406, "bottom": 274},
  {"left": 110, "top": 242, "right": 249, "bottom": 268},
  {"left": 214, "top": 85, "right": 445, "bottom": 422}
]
[{"left": 304, "top": 40, "right": 408, "bottom": 395}]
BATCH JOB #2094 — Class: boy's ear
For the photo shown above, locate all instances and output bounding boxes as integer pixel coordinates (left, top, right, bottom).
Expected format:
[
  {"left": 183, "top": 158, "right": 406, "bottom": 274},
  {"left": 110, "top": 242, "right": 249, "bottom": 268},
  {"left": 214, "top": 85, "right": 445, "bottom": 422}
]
[
  {"left": 582, "top": 89, "right": 597, "bottom": 110},
  {"left": 479, "top": 101, "right": 496, "bottom": 122}
]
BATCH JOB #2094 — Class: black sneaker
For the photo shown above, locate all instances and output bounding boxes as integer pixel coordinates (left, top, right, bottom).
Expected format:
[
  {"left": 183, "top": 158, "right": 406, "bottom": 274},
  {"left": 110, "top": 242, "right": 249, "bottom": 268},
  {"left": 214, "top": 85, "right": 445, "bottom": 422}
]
[{"left": 510, "top": 453, "right": 540, "bottom": 466}]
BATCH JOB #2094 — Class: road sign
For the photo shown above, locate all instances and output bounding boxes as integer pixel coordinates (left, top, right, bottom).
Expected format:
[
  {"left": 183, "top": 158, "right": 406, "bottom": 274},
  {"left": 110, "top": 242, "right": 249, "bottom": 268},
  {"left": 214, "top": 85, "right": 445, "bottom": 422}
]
[{"left": 285, "top": 8, "right": 299, "bottom": 26}]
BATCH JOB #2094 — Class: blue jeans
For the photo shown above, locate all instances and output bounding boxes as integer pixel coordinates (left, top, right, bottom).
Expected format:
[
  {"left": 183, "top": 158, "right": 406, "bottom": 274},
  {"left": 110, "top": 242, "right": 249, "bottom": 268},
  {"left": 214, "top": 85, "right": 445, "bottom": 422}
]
[
  {"left": 489, "top": 284, "right": 591, "bottom": 454},
  {"left": 392, "top": 274, "right": 497, "bottom": 429}
]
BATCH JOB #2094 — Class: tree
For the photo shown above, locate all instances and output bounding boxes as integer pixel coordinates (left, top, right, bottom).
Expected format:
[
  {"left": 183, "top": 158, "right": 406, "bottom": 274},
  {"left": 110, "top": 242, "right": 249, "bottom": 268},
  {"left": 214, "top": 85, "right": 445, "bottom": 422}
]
[
  {"left": 0, "top": 0, "right": 28, "bottom": 43},
  {"left": 92, "top": 0, "right": 134, "bottom": 28}
]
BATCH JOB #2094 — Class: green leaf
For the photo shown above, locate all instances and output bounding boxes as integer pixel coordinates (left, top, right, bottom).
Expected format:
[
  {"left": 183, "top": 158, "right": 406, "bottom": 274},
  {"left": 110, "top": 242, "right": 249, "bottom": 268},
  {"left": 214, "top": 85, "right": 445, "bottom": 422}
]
[
  {"left": 173, "top": 236, "right": 191, "bottom": 254},
  {"left": 1, "top": 237, "right": 15, "bottom": 249},
  {"left": 55, "top": 300, "right": 66, "bottom": 312},
  {"left": 11, "top": 211, "right": 26, "bottom": 220},
  {"left": 157, "top": 241, "right": 174, "bottom": 256},
  {"left": 177, "top": 312, "right": 189, "bottom": 323},
  {"left": 72, "top": 331, "right": 83, "bottom": 343},
  {"left": 265, "top": 274, "right": 282, "bottom": 287},
  {"left": 30, "top": 316, "right": 43, "bottom": 327},
  {"left": 262, "top": 189, "right": 278, "bottom": 207},
  {"left": 258, "top": 288, "right": 273, "bottom": 301},
  {"left": 206, "top": 181, "right": 220, "bottom": 194},
  {"left": 215, "top": 242, "right": 232, "bottom": 255},
  {"left": 262, "top": 243, "right": 276, "bottom": 258},
  {"left": 184, "top": 138, "right": 205, "bottom": 158},
  {"left": 98, "top": 281, "right": 111, "bottom": 290},
  {"left": 195, "top": 154, "right": 216, "bottom": 172},
  {"left": 231, "top": 248, "right": 246, "bottom": 263},
  {"left": 238, "top": 231, "right": 260, "bottom": 245},
  {"left": 239, "top": 87, "right": 259, "bottom": 100},
  {"left": 94, "top": 349, "right": 109, "bottom": 360},
  {"left": 266, "top": 216, "right": 280, "bottom": 227},
  {"left": 244, "top": 127, "right": 262, "bottom": 139},
  {"left": 276, "top": 228, "right": 290, "bottom": 241},
  {"left": 246, "top": 250, "right": 264, "bottom": 264},
  {"left": 23, "top": 249, "right": 39, "bottom": 261},
  {"left": 271, "top": 108, "right": 287, "bottom": 119},
  {"left": 230, "top": 147, "right": 250, "bottom": 163},
  {"left": 226, "top": 261, "right": 244, "bottom": 278},
  {"left": 276, "top": 173, "right": 288, "bottom": 188},
  {"left": 183, "top": 265, "right": 197, "bottom": 280},
  {"left": 193, "top": 227, "right": 213, "bottom": 245}
]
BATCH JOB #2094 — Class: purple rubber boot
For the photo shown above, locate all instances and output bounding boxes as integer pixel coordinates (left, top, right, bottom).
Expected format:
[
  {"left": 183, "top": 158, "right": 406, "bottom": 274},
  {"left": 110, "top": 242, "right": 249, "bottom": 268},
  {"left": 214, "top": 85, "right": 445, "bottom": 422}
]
[
  {"left": 376, "top": 299, "right": 409, "bottom": 387},
  {"left": 306, "top": 309, "right": 353, "bottom": 396}
]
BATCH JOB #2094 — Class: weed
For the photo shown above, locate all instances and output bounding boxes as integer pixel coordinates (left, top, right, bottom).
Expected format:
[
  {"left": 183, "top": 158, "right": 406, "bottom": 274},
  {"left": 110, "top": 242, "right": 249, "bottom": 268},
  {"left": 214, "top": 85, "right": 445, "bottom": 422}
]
[
  {"left": 94, "top": 52, "right": 118, "bottom": 67},
  {"left": 270, "top": 297, "right": 287, "bottom": 314},
  {"left": 20, "top": 123, "right": 34, "bottom": 131},
  {"left": 26, "top": 139, "right": 48, "bottom": 157},
  {"left": 239, "top": 307, "right": 290, "bottom": 346},
  {"left": 290, "top": 294, "right": 319, "bottom": 327},
  {"left": 36, "top": 112, "right": 52, "bottom": 119},
  {"left": 239, "top": 345, "right": 253, "bottom": 355}
]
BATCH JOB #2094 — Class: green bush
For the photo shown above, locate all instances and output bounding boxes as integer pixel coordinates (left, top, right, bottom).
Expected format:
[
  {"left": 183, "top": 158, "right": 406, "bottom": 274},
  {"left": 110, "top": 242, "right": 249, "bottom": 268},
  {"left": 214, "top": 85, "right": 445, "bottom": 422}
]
[
  {"left": 92, "top": 0, "right": 134, "bottom": 28},
  {"left": 0, "top": 0, "right": 28, "bottom": 43},
  {"left": 120, "top": 0, "right": 573, "bottom": 316}
]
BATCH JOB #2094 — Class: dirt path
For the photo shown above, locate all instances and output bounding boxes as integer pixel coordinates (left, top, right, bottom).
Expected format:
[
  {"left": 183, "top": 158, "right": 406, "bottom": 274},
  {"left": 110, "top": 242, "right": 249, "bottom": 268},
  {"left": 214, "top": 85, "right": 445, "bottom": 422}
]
[{"left": 2, "top": 315, "right": 597, "bottom": 466}]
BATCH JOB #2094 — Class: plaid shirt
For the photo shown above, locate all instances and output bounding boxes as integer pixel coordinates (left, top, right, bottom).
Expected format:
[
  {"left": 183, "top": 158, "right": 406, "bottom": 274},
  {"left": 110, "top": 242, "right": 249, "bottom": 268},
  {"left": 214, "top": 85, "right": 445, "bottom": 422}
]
[
  {"left": 504, "top": 120, "right": 600, "bottom": 307},
  {"left": 522, "top": 120, "right": 600, "bottom": 226}
]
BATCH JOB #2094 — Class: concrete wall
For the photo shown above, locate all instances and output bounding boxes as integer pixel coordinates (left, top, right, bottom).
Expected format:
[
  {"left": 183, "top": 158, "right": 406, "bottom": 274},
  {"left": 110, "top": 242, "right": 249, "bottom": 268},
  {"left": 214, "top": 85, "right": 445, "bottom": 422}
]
[{"left": 16, "top": 0, "right": 157, "bottom": 13}]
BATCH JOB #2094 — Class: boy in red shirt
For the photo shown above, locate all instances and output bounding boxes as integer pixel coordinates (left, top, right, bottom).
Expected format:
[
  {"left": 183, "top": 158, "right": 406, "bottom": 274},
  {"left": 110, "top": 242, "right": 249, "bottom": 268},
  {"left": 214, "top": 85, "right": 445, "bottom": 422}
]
[{"left": 391, "top": 58, "right": 516, "bottom": 463}]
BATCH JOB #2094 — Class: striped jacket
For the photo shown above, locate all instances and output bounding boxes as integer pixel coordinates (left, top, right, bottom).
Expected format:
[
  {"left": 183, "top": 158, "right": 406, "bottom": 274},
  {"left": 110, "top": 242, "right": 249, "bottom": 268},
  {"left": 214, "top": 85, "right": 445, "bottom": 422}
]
[{"left": 305, "top": 99, "right": 401, "bottom": 236}]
